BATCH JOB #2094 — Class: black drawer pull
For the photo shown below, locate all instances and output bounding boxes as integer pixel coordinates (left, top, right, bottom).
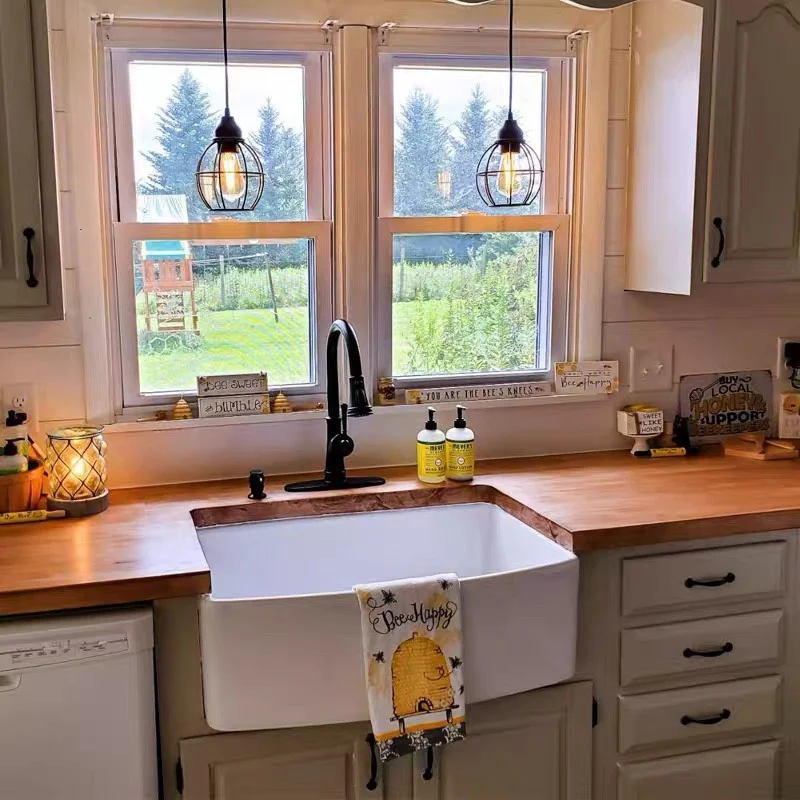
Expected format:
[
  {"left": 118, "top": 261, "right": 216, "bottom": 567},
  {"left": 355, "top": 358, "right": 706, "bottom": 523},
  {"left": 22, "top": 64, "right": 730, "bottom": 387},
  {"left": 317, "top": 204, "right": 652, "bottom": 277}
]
[
  {"left": 681, "top": 709, "right": 731, "bottom": 726},
  {"left": 685, "top": 572, "right": 735, "bottom": 589},
  {"left": 365, "top": 733, "right": 378, "bottom": 791},
  {"left": 711, "top": 216, "right": 725, "bottom": 267},
  {"left": 683, "top": 642, "right": 734, "bottom": 659},
  {"left": 23, "top": 227, "right": 38, "bottom": 288}
]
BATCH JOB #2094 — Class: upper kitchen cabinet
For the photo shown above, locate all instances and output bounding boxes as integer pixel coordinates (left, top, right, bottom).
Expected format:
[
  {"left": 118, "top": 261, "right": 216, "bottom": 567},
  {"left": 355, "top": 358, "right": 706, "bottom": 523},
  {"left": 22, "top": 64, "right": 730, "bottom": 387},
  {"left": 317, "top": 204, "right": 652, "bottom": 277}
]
[
  {"left": 625, "top": 0, "right": 712, "bottom": 295},
  {"left": 627, "top": 0, "right": 800, "bottom": 293},
  {"left": 704, "top": 0, "right": 800, "bottom": 283},
  {"left": 0, "top": 0, "right": 63, "bottom": 320}
]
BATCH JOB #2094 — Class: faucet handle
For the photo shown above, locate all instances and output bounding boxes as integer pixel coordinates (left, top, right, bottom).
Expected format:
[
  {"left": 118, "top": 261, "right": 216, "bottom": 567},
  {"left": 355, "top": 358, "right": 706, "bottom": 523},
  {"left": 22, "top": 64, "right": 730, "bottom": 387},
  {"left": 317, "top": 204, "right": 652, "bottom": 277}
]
[{"left": 341, "top": 404, "right": 348, "bottom": 436}]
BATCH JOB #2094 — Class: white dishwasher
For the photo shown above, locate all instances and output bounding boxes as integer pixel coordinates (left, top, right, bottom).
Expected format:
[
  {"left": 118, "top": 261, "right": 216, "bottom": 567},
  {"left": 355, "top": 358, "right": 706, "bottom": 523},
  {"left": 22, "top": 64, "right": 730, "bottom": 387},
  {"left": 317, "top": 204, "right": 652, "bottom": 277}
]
[{"left": 0, "top": 607, "right": 158, "bottom": 800}]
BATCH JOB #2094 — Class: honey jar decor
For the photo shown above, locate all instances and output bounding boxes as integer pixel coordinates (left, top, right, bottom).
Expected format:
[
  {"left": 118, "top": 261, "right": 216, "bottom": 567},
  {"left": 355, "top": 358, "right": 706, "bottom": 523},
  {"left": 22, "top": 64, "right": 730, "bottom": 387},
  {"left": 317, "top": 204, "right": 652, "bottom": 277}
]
[{"left": 46, "top": 426, "right": 109, "bottom": 517}]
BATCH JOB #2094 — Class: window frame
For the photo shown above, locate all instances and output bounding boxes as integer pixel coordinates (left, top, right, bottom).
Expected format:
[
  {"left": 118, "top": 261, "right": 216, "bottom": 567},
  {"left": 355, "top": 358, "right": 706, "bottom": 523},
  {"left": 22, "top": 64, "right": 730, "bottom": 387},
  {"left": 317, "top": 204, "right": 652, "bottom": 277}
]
[
  {"left": 375, "top": 36, "right": 575, "bottom": 389},
  {"left": 102, "top": 23, "right": 333, "bottom": 411}
]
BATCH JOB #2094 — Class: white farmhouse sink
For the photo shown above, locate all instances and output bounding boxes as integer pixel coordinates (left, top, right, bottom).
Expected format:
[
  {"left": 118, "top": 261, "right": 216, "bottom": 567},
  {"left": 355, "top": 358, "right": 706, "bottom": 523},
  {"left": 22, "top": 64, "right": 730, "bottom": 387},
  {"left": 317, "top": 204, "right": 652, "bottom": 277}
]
[{"left": 196, "top": 502, "right": 578, "bottom": 732}]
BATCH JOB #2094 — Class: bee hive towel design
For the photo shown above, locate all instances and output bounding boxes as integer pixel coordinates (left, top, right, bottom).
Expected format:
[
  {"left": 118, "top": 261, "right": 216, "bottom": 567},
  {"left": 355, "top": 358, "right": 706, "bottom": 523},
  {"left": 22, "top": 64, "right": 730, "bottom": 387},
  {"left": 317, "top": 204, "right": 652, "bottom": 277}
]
[{"left": 354, "top": 573, "right": 466, "bottom": 761}]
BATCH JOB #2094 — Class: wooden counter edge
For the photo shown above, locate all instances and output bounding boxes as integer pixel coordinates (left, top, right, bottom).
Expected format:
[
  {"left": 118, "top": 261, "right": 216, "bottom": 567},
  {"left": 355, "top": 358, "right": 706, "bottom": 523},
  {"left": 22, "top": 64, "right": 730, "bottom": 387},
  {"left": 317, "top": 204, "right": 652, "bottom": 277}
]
[{"left": 0, "top": 570, "right": 211, "bottom": 617}]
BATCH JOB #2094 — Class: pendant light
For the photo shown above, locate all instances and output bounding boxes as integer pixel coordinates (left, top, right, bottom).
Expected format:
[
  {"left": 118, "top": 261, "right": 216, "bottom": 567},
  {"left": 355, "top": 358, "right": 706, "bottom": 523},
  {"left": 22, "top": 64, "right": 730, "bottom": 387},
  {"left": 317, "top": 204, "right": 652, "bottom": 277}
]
[
  {"left": 196, "top": 0, "right": 264, "bottom": 213},
  {"left": 475, "top": 0, "right": 543, "bottom": 208}
]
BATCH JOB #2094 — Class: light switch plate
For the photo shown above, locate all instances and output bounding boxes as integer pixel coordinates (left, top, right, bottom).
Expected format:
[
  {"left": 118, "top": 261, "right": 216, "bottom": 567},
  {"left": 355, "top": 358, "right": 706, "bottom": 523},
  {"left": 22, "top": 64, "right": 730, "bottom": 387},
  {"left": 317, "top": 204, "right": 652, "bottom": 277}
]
[{"left": 629, "top": 346, "right": 674, "bottom": 392}]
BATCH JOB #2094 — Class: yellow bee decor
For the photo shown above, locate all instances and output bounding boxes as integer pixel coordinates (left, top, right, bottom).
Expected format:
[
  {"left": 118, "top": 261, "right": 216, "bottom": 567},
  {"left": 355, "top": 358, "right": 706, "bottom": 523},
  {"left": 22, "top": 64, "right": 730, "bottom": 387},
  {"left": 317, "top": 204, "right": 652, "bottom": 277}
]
[
  {"left": 391, "top": 632, "right": 455, "bottom": 733},
  {"left": 172, "top": 398, "right": 192, "bottom": 420},
  {"left": 272, "top": 392, "right": 293, "bottom": 413}
]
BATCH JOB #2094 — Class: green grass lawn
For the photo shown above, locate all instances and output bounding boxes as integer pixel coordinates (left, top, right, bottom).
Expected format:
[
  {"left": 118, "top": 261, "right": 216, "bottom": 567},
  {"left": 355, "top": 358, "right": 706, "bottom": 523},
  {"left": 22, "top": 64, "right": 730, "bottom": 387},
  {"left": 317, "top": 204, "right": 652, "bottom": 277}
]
[
  {"left": 138, "top": 307, "right": 311, "bottom": 393},
  {"left": 138, "top": 303, "right": 422, "bottom": 393}
]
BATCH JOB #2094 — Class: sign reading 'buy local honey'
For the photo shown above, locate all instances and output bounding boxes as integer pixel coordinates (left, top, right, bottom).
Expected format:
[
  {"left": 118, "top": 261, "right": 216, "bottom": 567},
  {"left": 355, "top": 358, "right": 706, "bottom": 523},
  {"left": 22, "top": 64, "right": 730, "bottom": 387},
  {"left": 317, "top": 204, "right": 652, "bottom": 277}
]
[{"left": 679, "top": 371, "right": 772, "bottom": 442}]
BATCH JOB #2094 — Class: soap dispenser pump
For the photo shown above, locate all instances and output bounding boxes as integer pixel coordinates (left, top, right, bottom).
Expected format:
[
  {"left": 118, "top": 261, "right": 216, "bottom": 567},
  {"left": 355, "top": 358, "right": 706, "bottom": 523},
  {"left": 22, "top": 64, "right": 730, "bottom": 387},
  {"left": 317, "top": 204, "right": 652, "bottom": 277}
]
[
  {"left": 446, "top": 405, "right": 475, "bottom": 481},
  {"left": 417, "top": 407, "right": 446, "bottom": 484}
]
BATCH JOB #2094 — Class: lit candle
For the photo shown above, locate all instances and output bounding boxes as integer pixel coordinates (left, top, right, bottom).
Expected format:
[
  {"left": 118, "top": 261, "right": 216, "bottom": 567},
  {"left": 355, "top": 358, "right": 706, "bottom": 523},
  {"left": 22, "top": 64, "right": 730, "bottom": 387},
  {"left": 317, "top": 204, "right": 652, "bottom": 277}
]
[{"left": 46, "top": 427, "right": 109, "bottom": 516}]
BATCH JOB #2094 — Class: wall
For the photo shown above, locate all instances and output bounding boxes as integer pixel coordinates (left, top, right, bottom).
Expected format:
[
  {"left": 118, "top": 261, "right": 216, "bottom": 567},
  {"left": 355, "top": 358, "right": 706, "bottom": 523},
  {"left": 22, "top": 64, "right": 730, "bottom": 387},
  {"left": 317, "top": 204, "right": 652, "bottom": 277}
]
[{"left": 4, "top": 0, "right": 799, "bottom": 488}]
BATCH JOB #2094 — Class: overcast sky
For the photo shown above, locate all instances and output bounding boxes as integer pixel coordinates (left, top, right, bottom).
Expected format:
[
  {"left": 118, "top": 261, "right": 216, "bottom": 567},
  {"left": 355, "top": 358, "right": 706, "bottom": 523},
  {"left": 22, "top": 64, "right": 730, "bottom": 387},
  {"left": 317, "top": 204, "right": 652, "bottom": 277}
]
[{"left": 129, "top": 60, "right": 545, "bottom": 184}]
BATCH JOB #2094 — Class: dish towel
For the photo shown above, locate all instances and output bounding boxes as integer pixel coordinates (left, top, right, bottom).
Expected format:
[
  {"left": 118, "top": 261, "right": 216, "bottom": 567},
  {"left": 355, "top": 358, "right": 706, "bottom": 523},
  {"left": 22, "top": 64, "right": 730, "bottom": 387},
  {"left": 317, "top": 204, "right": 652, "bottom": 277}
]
[{"left": 354, "top": 573, "right": 466, "bottom": 761}]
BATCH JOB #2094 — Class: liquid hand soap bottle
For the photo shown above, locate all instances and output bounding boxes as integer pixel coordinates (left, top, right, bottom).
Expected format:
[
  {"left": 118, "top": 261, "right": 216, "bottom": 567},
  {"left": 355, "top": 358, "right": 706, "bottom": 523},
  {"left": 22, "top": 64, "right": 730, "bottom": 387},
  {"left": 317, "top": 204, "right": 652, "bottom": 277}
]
[
  {"left": 446, "top": 405, "right": 475, "bottom": 481},
  {"left": 417, "top": 407, "right": 446, "bottom": 484}
]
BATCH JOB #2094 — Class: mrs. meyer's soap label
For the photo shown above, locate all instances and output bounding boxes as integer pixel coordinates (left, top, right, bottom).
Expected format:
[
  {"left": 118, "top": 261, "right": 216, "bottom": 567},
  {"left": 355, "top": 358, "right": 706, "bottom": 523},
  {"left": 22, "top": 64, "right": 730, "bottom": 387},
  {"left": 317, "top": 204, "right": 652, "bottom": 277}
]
[
  {"left": 198, "top": 394, "right": 270, "bottom": 418},
  {"left": 446, "top": 441, "right": 474, "bottom": 478}
]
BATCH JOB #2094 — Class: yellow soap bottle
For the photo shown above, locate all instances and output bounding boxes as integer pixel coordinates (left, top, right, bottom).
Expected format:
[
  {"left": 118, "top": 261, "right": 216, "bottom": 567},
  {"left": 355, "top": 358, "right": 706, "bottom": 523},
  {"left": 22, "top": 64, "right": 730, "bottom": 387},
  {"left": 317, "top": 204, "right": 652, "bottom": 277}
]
[
  {"left": 446, "top": 405, "right": 475, "bottom": 481},
  {"left": 417, "top": 407, "right": 446, "bottom": 484}
]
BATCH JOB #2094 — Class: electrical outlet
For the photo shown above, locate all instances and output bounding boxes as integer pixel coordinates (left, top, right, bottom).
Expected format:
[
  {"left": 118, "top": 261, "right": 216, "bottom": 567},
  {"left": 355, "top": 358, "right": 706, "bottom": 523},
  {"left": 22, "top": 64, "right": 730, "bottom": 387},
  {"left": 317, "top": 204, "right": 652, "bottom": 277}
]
[
  {"left": 629, "top": 346, "right": 674, "bottom": 392},
  {"left": 776, "top": 337, "right": 800, "bottom": 386},
  {"left": 2, "top": 383, "right": 38, "bottom": 431}
]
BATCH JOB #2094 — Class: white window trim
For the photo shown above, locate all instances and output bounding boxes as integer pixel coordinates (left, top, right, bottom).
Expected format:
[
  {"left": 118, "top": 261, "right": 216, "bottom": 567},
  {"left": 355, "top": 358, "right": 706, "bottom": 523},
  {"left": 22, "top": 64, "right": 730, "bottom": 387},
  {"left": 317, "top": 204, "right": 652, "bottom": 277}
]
[
  {"left": 374, "top": 34, "right": 574, "bottom": 387},
  {"left": 66, "top": 4, "right": 610, "bottom": 428},
  {"left": 376, "top": 214, "right": 570, "bottom": 387},
  {"left": 100, "top": 21, "right": 334, "bottom": 412}
]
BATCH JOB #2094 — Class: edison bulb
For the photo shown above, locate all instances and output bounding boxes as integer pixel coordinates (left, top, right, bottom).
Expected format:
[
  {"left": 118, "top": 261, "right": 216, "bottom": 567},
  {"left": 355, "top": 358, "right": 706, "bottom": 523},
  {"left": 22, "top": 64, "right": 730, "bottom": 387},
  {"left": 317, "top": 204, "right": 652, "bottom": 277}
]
[
  {"left": 496, "top": 150, "right": 522, "bottom": 198},
  {"left": 218, "top": 150, "right": 246, "bottom": 202}
]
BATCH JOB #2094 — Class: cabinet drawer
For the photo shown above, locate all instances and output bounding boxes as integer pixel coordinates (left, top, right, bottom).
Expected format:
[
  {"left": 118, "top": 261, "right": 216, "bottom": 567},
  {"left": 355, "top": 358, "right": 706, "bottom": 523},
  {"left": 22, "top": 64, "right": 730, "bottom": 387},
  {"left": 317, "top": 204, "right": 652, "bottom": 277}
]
[
  {"left": 618, "top": 675, "right": 781, "bottom": 753},
  {"left": 620, "top": 609, "right": 784, "bottom": 687},
  {"left": 618, "top": 740, "right": 779, "bottom": 800},
  {"left": 622, "top": 542, "right": 786, "bottom": 616}
]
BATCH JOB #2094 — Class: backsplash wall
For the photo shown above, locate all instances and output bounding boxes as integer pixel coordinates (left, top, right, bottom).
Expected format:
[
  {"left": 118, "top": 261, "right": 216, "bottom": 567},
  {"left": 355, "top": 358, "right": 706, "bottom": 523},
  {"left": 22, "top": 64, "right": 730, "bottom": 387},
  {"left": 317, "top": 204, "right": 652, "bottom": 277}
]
[{"left": 4, "top": 1, "right": 800, "bottom": 487}]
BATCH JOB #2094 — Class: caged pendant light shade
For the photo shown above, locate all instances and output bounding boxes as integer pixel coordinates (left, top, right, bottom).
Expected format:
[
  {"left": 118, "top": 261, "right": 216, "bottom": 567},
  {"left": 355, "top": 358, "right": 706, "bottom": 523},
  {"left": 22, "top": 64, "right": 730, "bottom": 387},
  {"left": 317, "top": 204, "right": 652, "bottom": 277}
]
[
  {"left": 196, "top": 0, "right": 264, "bottom": 213},
  {"left": 475, "top": 0, "right": 543, "bottom": 208}
]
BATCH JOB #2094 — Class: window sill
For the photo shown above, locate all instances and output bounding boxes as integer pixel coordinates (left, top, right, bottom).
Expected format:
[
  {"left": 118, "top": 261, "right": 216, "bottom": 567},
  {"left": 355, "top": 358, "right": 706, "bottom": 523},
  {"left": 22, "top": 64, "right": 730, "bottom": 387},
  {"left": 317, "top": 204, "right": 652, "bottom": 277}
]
[{"left": 105, "top": 393, "right": 610, "bottom": 434}]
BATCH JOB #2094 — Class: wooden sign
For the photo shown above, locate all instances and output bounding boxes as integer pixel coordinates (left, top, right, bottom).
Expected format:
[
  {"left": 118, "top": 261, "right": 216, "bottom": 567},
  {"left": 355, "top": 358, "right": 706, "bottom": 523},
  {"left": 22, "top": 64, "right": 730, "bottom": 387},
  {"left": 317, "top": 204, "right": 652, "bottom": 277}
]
[
  {"left": 198, "top": 394, "right": 270, "bottom": 418},
  {"left": 679, "top": 371, "right": 771, "bottom": 442},
  {"left": 405, "top": 381, "right": 553, "bottom": 405},
  {"left": 554, "top": 361, "right": 619, "bottom": 395},
  {"left": 197, "top": 372, "right": 268, "bottom": 398}
]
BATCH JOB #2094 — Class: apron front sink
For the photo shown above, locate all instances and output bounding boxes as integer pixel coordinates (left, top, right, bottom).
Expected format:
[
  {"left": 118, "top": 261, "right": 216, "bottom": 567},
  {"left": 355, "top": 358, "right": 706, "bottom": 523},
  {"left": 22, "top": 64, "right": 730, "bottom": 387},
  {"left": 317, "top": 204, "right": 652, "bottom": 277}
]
[{"left": 196, "top": 502, "right": 578, "bottom": 731}]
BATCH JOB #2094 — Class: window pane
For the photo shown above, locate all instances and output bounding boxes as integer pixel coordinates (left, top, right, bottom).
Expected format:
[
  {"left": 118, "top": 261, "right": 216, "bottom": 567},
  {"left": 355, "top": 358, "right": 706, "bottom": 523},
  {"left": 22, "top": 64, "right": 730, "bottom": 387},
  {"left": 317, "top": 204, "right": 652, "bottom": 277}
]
[
  {"left": 129, "top": 60, "right": 306, "bottom": 222},
  {"left": 392, "top": 232, "right": 550, "bottom": 378},
  {"left": 393, "top": 65, "right": 545, "bottom": 216},
  {"left": 132, "top": 239, "right": 314, "bottom": 394}
]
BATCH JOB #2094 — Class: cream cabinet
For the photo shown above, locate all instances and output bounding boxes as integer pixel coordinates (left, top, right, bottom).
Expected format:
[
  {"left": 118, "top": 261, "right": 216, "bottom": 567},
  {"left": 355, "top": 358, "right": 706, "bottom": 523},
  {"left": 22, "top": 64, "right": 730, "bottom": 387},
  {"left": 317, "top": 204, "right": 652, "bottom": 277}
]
[
  {"left": 179, "top": 722, "right": 384, "bottom": 800},
  {"left": 0, "top": 0, "right": 62, "bottom": 319},
  {"left": 176, "top": 682, "right": 593, "bottom": 800},
  {"left": 410, "top": 682, "right": 593, "bottom": 800},
  {"left": 625, "top": 0, "right": 800, "bottom": 291},
  {"left": 578, "top": 531, "right": 795, "bottom": 800},
  {"left": 704, "top": 0, "right": 800, "bottom": 283},
  {"left": 618, "top": 741, "right": 780, "bottom": 800}
]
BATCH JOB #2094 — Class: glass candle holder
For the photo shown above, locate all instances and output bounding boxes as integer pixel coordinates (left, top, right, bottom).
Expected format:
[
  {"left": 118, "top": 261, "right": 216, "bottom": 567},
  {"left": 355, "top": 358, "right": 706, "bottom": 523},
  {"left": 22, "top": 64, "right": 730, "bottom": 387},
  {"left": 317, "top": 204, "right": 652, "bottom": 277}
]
[{"left": 46, "top": 426, "right": 109, "bottom": 516}]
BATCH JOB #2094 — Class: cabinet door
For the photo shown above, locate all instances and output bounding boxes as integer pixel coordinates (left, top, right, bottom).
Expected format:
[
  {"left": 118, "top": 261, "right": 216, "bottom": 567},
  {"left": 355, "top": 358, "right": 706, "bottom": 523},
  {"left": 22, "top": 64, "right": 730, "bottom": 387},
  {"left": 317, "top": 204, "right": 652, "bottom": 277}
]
[
  {"left": 409, "top": 681, "right": 593, "bottom": 800},
  {"left": 179, "top": 723, "right": 387, "bottom": 800},
  {"left": 705, "top": 0, "right": 800, "bottom": 282},
  {"left": 0, "top": 0, "right": 62, "bottom": 317}
]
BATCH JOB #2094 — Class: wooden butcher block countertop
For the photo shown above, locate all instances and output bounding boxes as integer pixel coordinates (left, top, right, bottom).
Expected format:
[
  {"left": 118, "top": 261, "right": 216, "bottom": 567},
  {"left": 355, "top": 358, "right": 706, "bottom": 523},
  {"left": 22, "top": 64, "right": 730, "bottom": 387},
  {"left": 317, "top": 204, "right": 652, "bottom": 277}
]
[{"left": 3, "top": 447, "right": 800, "bottom": 616}]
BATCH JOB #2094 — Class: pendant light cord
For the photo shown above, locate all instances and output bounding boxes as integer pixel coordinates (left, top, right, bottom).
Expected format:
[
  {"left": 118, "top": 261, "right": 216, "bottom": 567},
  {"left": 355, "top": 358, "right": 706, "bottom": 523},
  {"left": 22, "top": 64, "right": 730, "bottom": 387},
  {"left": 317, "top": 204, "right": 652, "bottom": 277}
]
[
  {"left": 222, "top": 0, "right": 230, "bottom": 113},
  {"left": 507, "top": 0, "right": 514, "bottom": 119}
]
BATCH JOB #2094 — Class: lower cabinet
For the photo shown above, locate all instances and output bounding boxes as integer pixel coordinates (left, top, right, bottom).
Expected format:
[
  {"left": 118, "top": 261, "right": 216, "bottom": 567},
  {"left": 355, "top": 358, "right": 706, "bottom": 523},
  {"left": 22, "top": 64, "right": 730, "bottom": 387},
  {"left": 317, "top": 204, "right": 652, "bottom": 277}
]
[
  {"left": 618, "top": 741, "right": 780, "bottom": 800},
  {"left": 178, "top": 681, "right": 593, "bottom": 800},
  {"left": 179, "top": 721, "right": 382, "bottom": 800}
]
